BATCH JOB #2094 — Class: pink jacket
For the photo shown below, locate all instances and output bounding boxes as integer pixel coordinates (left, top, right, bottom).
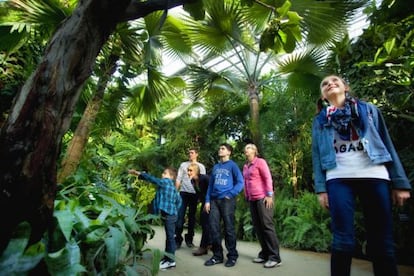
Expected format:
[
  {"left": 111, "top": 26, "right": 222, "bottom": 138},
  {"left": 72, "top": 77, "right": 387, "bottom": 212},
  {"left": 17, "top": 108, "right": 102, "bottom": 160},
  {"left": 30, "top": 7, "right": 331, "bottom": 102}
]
[{"left": 243, "top": 157, "right": 273, "bottom": 201}]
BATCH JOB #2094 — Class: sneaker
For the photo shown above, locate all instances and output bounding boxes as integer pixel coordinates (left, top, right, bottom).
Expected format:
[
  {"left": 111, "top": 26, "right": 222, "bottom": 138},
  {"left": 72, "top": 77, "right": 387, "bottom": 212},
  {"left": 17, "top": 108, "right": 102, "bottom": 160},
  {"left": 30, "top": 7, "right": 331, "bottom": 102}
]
[
  {"left": 264, "top": 260, "right": 282, "bottom": 268},
  {"left": 159, "top": 260, "right": 176, "bottom": 270},
  {"left": 204, "top": 257, "right": 223, "bottom": 266},
  {"left": 225, "top": 259, "right": 237, "bottom": 267},
  {"left": 252, "top": 257, "right": 265, "bottom": 263}
]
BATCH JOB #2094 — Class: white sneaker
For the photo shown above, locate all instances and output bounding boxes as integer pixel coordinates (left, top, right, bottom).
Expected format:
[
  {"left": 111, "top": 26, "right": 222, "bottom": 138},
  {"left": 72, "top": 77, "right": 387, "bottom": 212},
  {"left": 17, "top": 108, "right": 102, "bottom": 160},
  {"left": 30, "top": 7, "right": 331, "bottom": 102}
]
[
  {"left": 252, "top": 257, "right": 265, "bottom": 263},
  {"left": 160, "top": 260, "right": 176, "bottom": 270},
  {"left": 264, "top": 260, "right": 282, "bottom": 268}
]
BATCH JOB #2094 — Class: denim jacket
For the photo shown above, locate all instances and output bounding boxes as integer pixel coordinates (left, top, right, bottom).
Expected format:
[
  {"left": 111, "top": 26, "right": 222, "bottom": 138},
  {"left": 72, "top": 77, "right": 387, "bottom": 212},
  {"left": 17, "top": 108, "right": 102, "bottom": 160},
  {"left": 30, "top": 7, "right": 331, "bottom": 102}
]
[{"left": 312, "top": 100, "right": 411, "bottom": 193}]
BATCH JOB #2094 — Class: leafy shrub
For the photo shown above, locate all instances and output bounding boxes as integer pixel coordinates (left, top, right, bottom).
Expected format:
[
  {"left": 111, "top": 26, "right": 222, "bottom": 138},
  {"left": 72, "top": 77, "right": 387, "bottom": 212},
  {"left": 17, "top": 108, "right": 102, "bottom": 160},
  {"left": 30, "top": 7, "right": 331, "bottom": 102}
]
[
  {"left": 235, "top": 196, "right": 255, "bottom": 241},
  {"left": 0, "top": 222, "right": 45, "bottom": 275},
  {"left": 274, "top": 190, "right": 331, "bottom": 252}
]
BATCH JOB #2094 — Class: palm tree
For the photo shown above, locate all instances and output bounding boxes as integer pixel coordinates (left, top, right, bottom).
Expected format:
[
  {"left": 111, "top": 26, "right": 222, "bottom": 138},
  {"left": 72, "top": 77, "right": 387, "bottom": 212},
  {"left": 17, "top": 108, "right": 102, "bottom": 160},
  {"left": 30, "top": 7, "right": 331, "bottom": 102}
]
[{"left": 174, "top": 0, "right": 366, "bottom": 150}]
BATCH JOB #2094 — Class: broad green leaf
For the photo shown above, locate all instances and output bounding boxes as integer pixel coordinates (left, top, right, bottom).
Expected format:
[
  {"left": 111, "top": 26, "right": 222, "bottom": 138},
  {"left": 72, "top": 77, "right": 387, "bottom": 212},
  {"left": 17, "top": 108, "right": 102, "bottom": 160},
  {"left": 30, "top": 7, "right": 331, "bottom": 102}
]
[
  {"left": 286, "top": 11, "right": 302, "bottom": 25},
  {"left": 105, "top": 227, "right": 127, "bottom": 270},
  {"left": 74, "top": 207, "right": 90, "bottom": 229},
  {"left": 277, "top": 0, "right": 292, "bottom": 17},
  {"left": 166, "top": 76, "right": 186, "bottom": 88},
  {"left": 273, "top": 34, "right": 285, "bottom": 53},
  {"left": 54, "top": 210, "right": 75, "bottom": 242},
  {"left": 383, "top": 38, "right": 395, "bottom": 55},
  {"left": 279, "top": 29, "right": 288, "bottom": 44},
  {"left": 283, "top": 30, "right": 297, "bottom": 53},
  {"left": 14, "top": 242, "right": 44, "bottom": 273},
  {"left": 95, "top": 207, "right": 112, "bottom": 224},
  {"left": 85, "top": 226, "right": 107, "bottom": 243},
  {"left": 46, "top": 242, "right": 85, "bottom": 276},
  {"left": 259, "top": 29, "right": 275, "bottom": 52},
  {"left": 0, "top": 222, "right": 44, "bottom": 274}
]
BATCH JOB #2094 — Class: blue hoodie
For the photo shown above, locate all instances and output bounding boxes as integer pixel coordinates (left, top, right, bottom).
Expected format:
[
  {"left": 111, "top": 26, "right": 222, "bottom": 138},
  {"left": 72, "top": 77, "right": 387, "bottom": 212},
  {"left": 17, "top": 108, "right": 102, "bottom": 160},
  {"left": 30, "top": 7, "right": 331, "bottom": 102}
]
[{"left": 205, "top": 160, "right": 244, "bottom": 203}]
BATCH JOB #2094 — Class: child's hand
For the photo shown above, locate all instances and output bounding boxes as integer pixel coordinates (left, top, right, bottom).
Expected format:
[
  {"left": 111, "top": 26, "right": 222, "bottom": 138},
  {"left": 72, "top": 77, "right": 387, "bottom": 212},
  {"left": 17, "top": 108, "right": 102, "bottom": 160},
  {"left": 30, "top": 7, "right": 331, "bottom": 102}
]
[{"left": 128, "top": 169, "right": 140, "bottom": 176}]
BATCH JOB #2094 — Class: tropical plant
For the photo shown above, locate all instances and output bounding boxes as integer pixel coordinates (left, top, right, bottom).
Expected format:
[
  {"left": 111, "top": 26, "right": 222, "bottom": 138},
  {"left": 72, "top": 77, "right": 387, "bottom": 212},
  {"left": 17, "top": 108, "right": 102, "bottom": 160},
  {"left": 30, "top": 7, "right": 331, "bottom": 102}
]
[
  {"left": 275, "top": 190, "right": 331, "bottom": 252},
  {"left": 168, "top": 0, "right": 366, "bottom": 152},
  {"left": 0, "top": 222, "right": 45, "bottom": 275}
]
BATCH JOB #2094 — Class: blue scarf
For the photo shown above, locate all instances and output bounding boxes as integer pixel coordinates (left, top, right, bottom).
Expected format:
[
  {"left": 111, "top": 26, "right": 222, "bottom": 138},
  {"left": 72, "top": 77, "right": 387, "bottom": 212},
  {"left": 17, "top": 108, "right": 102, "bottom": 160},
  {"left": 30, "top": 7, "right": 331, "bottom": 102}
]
[{"left": 317, "top": 96, "right": 362, "bottom": 141}]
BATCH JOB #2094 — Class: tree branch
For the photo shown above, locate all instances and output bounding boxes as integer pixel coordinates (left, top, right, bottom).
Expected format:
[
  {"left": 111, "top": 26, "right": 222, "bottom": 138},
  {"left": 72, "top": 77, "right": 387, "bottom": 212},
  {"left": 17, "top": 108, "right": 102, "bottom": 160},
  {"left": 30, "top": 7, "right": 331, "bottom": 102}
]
[
  {"left": 122, "top": 0, "right": 196, "bottom": 21},
  {"left": 253, "top": 0, "right": 276, "bottom": 13}
]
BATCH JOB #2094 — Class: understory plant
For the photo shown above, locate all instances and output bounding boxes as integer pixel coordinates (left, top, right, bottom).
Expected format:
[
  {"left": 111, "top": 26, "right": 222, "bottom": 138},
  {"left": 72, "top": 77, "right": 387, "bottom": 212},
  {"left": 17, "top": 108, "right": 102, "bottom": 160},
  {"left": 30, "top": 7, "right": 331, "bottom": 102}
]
[{"left": 275, "top": 189, "right": 332, "bottom": 252}]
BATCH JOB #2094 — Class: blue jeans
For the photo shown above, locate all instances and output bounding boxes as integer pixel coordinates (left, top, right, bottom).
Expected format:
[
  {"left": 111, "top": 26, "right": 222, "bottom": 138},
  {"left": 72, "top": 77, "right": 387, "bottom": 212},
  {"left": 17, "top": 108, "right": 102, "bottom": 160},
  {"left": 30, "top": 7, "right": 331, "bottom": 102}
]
[
  {"left": 161, "top": 211, "right": 177, "bottom": 262},
  {"left": 175, "top": 192, "right": 198, "bottom": 245},
  {"left": 209, "top": 197, "right": 238, "bottom": 261},
  {"left": 327, "top": 178, "right": 398, "bottom": 276}
]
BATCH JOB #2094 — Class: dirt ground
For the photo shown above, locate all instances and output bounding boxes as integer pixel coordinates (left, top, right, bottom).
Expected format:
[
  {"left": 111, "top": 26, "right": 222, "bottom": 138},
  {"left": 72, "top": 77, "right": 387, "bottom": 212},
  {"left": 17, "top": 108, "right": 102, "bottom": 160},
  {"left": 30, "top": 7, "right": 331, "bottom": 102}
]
[{"left": 140, "top": 225, "right": 414, "bottom": 276}]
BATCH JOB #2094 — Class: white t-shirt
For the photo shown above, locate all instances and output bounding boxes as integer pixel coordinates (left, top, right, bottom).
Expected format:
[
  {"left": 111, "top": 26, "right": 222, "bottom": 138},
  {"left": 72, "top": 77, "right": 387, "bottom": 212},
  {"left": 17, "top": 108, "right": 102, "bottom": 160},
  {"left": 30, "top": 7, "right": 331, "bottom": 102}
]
[
  {"left": 326, "top": 133, "right": 389, "bottom": 181},
  {"left": 177, "top": 161, "right": 206, "bottom": 193}
]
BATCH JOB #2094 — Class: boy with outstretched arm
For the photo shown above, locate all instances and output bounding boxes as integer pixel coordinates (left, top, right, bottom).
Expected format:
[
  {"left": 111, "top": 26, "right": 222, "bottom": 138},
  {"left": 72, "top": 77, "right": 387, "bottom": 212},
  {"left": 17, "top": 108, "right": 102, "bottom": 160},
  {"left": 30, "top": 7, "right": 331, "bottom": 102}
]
[{"left": 128, "top": 167, "right": 182, "bottom": 270}]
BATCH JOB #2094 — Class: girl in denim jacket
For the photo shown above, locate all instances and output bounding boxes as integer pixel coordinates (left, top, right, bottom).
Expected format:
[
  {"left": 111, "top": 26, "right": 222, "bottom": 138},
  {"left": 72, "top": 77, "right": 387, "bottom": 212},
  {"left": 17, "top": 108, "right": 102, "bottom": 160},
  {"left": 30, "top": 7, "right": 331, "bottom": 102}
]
[{"left": 312, "top": 75, "right": 411, "bottom": 276}]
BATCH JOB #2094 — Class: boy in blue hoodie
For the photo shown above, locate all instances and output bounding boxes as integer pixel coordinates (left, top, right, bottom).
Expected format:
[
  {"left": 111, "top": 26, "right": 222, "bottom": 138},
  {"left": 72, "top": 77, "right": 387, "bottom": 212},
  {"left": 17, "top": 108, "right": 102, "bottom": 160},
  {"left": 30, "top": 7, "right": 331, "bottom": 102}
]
[
  {"left": 204, "top": 143, "right": 244, "bottom": 268},
  {"left": 128, "top": 167, "right": 182, "bottom": 270}
]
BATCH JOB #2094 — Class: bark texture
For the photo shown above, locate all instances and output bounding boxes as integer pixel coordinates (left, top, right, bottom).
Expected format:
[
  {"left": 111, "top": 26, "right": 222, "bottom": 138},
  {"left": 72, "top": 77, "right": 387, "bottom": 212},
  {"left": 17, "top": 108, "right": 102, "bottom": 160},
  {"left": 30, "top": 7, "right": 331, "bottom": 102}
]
[
  {"left": 0, "top": 0, "right": 128, "bottom": 252},
  {"left": 57, "top": 54, "right": 119, "bottom": 183},
  {"left": 0, "top": 0, "right": 193, "bottom": 253}
]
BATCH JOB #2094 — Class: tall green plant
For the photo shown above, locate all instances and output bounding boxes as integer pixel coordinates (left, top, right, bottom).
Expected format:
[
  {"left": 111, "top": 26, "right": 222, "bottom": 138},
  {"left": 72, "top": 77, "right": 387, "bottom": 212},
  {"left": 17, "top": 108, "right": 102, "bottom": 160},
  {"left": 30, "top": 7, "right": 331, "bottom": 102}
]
[
  {"left": 275, "top": 190, "right": 331, "bottom": 252},
  {"left": 49, "top": 183, "right": 158, "bottom": 275}
]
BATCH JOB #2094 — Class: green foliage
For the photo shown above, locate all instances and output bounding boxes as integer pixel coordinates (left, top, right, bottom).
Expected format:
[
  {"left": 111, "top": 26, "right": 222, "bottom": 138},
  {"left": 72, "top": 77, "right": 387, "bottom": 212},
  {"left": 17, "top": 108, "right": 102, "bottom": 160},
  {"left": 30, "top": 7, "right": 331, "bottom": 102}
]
[
  {"left": 260, "top": 1, "right": 303, "bottom": 53},
  {"left": 234, "top": 190, "right": 332, "bottom": 253},
  {"left": 49, "top": 183, "right": 157, "bottom": 275},
  {"left": 129, "top": 177, "right": 157, "bottom": 208},
  {"left": 54, "top": 133, "right": 162, "bottom": 275},
  {"left": 235, "top": 196, "right": 255, "bottom": 241},
  {"left": 45, "top": 241, "right": 85, "bottom": 276},
  {"left": 0, "top": 222, "right": 45, "bottom": 275},
  {"left": 275, "top": 190, "right": 331, "bottom": 252}
]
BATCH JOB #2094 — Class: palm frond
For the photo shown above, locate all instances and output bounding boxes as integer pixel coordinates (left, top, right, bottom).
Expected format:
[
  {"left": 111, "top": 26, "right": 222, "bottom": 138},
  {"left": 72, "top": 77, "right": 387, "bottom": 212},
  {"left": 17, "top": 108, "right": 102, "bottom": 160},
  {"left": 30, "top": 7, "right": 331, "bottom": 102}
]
[
  {"left": 115, "top": 23, "right": 146, "bottom": 68},
  {"left": 162, "top": 102, "right": 204, "bottom": 121},
  {"left": 184, "top": 0, "right": 254, "bottom": 56},
  {"left": 276, "top": 47, "right": 326, "bottom": 92},
  {"left": 0, "top": 0, "right": 73, "bottom": 52},
  {"left": 160, "top": 15, "right": 194, "bottom": 63},
  {"left": 6, "top": 0, "right": 72, "bottom": 31},
  {"left": 185, "top": 64, "right": 235, "bottom": 100},
  {"left": 125, "top": 68, "right": 176, "bottom": 121},
  {"left": 290, "top": 0, "right": 368, "bottom": 45},
  {"left": 277, "top": 47, "right": 326, "bottom": 75}
]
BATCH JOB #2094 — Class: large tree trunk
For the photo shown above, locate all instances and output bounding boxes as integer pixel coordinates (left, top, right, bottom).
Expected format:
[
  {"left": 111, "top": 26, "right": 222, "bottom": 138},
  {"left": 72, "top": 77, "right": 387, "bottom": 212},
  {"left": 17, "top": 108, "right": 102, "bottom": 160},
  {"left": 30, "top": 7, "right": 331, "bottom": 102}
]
[
  {"left": 0, "top": 0, "right": 129, "bottom": 252},
  {"left": 0, "top": 0, "right": 191, "bottom": 253},
  {"left": 58, "top": 54, "right": 119, "bottom": 183}
]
